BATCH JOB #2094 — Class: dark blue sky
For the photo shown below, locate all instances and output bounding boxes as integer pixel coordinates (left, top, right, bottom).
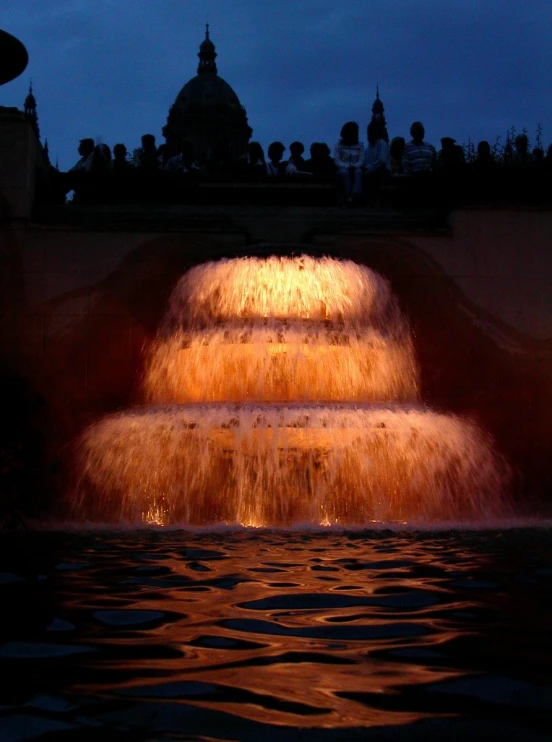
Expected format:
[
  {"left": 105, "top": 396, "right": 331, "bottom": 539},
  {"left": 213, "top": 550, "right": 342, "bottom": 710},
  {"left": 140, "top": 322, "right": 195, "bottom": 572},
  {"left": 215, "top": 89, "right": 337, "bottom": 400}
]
[{"left": 2, "top": 0, "right": 551, "bottom": 169}]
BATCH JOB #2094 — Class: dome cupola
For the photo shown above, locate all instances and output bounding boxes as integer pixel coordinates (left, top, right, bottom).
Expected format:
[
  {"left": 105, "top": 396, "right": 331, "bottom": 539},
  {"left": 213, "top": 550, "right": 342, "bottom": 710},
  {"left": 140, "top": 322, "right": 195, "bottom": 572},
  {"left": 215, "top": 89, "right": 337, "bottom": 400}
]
[
  {"left": 370, "top": 84, "right": 389, "bottom": 143},
  {"left": 197, "top": 24, "right": 217, "bottom": 74}
]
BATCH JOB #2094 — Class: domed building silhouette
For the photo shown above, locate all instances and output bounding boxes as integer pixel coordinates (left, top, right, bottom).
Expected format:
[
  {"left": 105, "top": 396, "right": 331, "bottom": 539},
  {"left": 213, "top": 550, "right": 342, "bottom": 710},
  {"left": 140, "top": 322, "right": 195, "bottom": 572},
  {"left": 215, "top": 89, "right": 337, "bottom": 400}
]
[{"left": 162, "top": 25, "right": 252, "bottom": 162}]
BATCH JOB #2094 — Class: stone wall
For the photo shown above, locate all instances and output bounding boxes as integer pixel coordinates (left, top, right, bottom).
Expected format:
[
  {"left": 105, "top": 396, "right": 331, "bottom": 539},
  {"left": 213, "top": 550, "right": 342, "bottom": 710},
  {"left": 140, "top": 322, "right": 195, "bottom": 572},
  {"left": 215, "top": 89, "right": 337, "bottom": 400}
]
[{"left": 0, "top": 108, "right": 38, "bottom": 221}]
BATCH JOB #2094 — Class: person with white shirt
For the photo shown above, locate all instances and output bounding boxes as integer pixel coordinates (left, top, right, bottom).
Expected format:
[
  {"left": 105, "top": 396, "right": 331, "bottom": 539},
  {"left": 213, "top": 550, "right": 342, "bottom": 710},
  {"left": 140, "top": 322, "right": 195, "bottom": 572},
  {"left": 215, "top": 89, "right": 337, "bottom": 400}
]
[
  {"left": 364, "top": 121, "right": 390, "bottom": 173},
  {"left": 333, "top": 121, "right": 365, "bottom": 204},
  {"left": 364, "top": 121, "right": 390, "bottom": 204}
]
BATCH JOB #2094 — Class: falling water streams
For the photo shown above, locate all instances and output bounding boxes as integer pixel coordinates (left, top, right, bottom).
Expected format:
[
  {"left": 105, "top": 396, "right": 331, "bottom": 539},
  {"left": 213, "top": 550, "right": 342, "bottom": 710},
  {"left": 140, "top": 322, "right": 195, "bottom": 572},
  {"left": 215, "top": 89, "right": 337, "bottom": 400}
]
[{"left": 73, "top": 255, "right": 511, "bottom": 525}]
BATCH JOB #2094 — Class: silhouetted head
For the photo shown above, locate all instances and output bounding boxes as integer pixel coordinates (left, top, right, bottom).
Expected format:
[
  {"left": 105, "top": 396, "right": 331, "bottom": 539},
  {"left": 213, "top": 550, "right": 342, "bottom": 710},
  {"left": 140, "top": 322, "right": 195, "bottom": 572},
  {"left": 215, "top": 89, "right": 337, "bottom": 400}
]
[
  {"left": 440, "top": 137, "right": 456, "bottom": 150},
  {"left": 367, "top": 121, "right": 385, "bottom": 146},
  {"left": 309, "top": 142, "right": 332, "bottom": 161},
  {"left": 410, "top": 122, "right": 425, "bottom": 143},
  {"left": 289, "top": 141, "right": 305, "bottom": 158},
  {"left": 141, "top": 134, "right": 156, "bottom": 151},
  {"left": 113, "top": 143, "right": 127, "bottom": 160},
  {"left": 96, "top": 143, "right": 111, "bottom": 159},
  {"left": 90, "top": 143, "right": 112, "bottom": 173},
  {"left": 309, "top": 142, "right": 321, "bottom": 158},
  {"left": 247, "top": 141, "right": 265, "bottom": 164},
  {"left": 477, "top": 140, "right": 491, "bottom": 160},
  {"left": 389, "top": 136, "right": 405, "bottom": 158},
  {"left": 267, "top": 141, "right": 285, "bottom": 162},
  {"left": 78, "top": 138, "right": 95, "bottom": 157},
  {"left": 340, "top": 122, "right": 359, "bottom": 146}
]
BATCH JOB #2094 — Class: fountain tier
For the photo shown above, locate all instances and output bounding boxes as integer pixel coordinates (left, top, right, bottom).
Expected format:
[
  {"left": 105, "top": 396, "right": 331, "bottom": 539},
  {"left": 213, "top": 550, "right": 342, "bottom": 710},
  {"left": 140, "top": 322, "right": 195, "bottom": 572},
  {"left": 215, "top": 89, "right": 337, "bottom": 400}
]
[
  {"left": 74, "top": 404, "right": 510, "bottom": 526},
  {"left": 166, "top": 255, "right": 394, "bottom": 327},
  {"left": 143, "top": 325, "right": 418, "bottom": 404}
]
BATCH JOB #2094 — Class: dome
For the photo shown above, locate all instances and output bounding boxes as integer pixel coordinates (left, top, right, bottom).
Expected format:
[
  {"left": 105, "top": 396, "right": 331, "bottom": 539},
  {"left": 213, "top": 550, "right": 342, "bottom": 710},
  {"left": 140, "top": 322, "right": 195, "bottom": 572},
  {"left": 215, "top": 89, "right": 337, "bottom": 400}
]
[
  {"left": 163, "top": 26, "right": 252, "bottom": 161},
  {"left": 173, "top": 74, "right": 244, "bottom": 114}
]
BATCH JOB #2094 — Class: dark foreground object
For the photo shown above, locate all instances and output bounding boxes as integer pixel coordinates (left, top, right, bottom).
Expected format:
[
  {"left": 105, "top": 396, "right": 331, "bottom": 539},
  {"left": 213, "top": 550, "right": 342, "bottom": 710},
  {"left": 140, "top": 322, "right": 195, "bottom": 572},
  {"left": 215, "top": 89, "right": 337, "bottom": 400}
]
[
  {"left": 0, "top": 526, "right": 551, "bottom": 741},
  {"left": 0, "top": 29, "right": 28, "bottom": 85}
]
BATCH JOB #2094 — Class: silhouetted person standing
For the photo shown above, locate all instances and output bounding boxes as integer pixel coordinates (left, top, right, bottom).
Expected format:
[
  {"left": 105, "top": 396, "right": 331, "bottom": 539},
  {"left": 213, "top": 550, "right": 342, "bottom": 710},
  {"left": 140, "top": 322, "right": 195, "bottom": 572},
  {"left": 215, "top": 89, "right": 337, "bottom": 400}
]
[
  {"left": 513, "top": 134, "right": 531, "bottom": 166},
  {"left": 136, "top": 134, "right": 159, "bottom": 171},
  {"left": 403, "top": 122, "right": 436, "bottom": 174},
  {"left": 364, "top": 121, "right": 390, "bottom": 174},
  {"left": 156, "top": 144, "right": 169, "bottom": 170},
  {"left": 363, "top": 121, "right": 390, "bottom": 205},
  {"left": 286, "top": 142, "right": 310, "bottom": 175},
  {"left": 164, "top": 139, "right": 200, "bottom": 175},
  {"left": 333, "top": 122, "right": 364, "bottom": 203},
  {"left": 473, "top": 141, "right": 497, "bottom": 175},
  {"left": 389, "top": 137, "right": 406, "bottom": 175},
  {"left": 471, "top": 140, "right": 499, "bottom": 198},
  {"left": 305, "top": 143, "right": 336, "bottom": 178},
  {"left": 112, "top": 143, "right": 134, "bottom": 173},
  {"left": 69, "top": 138, "right": 94, "bottom": 172},
  {"left": 89, "top": 143, "right": 112, "bottom": 174},
  {"left": 437, "top": 137, "right": 465, "bottom": 172},
  {"left": 237, "top": 142, "right": 267, "bottom": 177},
  {"left": 266, "top": 142, "right": 286, "bottom": 176}
]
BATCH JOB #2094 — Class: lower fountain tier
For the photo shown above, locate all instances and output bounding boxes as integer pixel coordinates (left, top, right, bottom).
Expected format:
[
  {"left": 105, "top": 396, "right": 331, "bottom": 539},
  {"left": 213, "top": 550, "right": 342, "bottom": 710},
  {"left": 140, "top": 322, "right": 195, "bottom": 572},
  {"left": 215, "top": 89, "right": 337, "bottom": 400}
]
[{"left": 73, "top": 404, "right": 511, "bottom": 526}]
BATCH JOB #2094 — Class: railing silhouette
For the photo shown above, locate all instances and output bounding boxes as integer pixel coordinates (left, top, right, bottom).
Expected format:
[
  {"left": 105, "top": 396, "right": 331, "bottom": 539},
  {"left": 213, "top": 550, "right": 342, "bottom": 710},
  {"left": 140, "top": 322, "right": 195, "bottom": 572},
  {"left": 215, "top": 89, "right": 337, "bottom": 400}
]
[{"left": 43, "top": 168, "right": 552, "bottom": 210}]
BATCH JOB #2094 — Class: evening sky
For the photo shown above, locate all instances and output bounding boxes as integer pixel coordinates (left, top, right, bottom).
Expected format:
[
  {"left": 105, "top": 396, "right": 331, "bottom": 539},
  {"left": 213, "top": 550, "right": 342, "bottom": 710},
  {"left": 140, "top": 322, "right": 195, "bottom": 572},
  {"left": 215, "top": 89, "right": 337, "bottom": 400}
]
[{"left": 2, "top": 0, "right": 551, "bottom": 169}]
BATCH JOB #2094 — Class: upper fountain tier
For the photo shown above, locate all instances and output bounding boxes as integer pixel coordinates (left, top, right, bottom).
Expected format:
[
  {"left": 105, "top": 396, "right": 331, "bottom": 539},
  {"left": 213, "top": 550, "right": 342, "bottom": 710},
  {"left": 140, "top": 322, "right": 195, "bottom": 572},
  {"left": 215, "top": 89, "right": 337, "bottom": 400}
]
[
  {"left": 164, "top": 255, "right": 396, "bottom": 330},
  {"left": 143, "top": 255, "right": 418, "bottom": 404}
]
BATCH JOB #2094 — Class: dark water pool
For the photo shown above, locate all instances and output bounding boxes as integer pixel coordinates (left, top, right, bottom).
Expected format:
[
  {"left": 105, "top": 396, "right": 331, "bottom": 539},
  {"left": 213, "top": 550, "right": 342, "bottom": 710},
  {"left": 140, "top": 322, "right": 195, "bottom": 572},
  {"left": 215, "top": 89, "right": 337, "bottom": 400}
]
[{"left": 1, "top": 526, "right": 551, "bottom": 741}]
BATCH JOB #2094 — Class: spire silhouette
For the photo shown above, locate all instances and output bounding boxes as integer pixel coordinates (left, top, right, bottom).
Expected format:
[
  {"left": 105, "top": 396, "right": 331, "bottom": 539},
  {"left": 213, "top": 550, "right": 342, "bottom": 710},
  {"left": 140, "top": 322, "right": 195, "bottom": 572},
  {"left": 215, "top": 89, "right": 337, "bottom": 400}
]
[
  {"left": 370, "top": 84, "right": 388, "bottom": 142},
  {"left": 197, "top": 23, "right": 217, "bottom": 74},
  {"left": 23, "top": 79, "right": 40, "bottom": 137}
]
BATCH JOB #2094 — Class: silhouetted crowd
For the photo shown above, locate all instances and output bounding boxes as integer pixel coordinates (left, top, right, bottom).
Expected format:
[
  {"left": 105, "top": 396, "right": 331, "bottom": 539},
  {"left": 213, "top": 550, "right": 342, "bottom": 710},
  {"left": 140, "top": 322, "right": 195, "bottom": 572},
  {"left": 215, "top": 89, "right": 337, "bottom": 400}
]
[{"left": 65, "top": 120, "right": 552, "bottom": 207}]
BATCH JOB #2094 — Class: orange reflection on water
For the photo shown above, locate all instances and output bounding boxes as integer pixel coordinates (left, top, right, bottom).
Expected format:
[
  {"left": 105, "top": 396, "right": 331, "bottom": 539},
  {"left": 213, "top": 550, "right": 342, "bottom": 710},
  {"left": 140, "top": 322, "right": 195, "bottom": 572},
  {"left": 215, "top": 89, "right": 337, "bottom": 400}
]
[
  {"left": 5, "top": 526, "right": 543, "bottom": 737},
  {"left": 64, "top": 534, "right": 479, "bottom": 731}
]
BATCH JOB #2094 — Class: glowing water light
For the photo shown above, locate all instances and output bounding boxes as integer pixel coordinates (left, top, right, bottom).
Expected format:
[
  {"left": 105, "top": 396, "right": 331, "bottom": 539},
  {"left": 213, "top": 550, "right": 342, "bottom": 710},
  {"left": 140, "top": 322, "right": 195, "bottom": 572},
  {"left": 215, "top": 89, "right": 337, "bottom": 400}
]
[{"left": 73, "top": 255, "right": 511, "bottom": 525}]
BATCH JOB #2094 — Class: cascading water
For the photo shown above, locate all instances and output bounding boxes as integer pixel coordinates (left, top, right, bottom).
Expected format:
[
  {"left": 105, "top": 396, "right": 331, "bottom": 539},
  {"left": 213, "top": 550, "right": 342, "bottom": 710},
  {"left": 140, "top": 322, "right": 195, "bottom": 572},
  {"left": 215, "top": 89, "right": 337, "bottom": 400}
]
[{"left": 73, "top": 254, "right": 511, "bottom": 525}]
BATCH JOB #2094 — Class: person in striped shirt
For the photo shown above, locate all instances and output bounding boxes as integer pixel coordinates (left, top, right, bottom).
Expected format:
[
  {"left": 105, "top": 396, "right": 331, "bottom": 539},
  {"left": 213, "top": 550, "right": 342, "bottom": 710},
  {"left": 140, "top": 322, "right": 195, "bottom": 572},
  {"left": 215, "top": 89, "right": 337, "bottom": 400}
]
[{"left": 403, "top": 122, "right": 436, "bottom": 174}]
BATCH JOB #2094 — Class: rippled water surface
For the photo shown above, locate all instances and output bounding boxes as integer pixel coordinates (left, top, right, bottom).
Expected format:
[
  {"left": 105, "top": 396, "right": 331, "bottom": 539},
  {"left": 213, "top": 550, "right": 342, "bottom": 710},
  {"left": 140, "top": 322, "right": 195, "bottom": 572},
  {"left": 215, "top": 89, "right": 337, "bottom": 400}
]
[{"left": 1, "top": 526, "right": 551, "bottom": 740}]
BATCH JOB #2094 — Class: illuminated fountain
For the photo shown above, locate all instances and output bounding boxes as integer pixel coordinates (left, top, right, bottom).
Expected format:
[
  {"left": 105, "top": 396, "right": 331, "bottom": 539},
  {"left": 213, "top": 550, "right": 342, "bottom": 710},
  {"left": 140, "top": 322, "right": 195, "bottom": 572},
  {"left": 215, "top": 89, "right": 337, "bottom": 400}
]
[{"left": 74, "top": 254, "right": 511, "bottom": 525}]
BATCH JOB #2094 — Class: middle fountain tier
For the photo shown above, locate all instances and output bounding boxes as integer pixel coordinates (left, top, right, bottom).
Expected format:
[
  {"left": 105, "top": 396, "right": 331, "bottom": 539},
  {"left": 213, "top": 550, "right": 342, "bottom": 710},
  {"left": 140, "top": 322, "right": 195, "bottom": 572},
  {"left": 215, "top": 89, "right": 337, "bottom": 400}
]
[{"left": 74, "top": 254, "right": 511, "bottom": 525}]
